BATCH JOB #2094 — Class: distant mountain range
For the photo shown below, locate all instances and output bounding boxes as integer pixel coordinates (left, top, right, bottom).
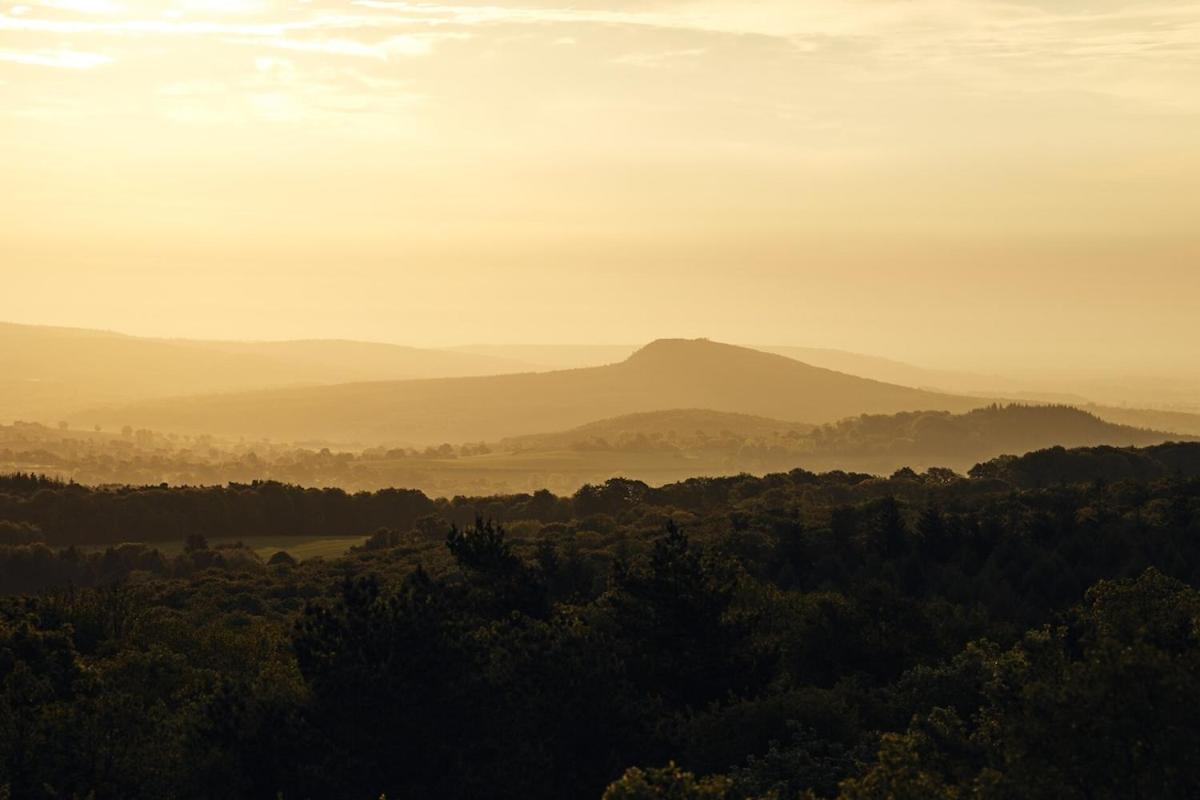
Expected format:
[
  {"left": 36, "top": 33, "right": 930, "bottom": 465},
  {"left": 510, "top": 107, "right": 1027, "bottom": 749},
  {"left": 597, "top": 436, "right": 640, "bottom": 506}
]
[
  {"left": 451, "top": 343, "right": 1200, "bottom": 412},
  {"left": 0, "top": 321, "right": 536, "bottom": 422},
  {"left": 69, "top": 338, "right": 991, "bottom": 444},
  {"left": 449, "top": 343, "right": 1030, "bottom": 397},
  {"left": 7, "top": 321, "right": 1200, "bottom": 447}
]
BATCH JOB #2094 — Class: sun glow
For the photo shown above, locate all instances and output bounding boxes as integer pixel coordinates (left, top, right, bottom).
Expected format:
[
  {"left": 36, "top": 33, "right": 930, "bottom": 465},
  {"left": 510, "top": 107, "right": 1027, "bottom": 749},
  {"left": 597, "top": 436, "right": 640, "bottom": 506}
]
[{"left": 2, "top": 0, "right": 1199, "bottom": 364}]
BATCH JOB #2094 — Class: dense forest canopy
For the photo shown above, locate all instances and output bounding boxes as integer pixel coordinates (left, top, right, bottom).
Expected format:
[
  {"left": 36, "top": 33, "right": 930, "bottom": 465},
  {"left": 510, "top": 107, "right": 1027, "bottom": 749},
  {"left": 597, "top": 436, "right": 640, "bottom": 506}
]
[
  {"left": 3, "top": 440, "right": 1199, "bottom": 552},
  {"left": 3, "top": 441, "right": 1200, "bottom": 797}
]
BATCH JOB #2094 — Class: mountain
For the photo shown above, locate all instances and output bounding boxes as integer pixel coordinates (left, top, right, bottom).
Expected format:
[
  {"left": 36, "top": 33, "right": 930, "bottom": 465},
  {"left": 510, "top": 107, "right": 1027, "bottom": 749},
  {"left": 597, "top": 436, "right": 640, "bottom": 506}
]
[
  {"left": 0, "top": 322, "right": 536, "bottom": 422},
  {"left": 449, "top": 343, "right": 1200, "bottom": 412},
  {"left": 447, "top": 343, "right": 1023, "bottom": 395},
  {"left": 70, "top": 338, "right": 993, "bottom": 444},
  {"left": 21, "top": 324, "right": 1200, "bottom": 448}
]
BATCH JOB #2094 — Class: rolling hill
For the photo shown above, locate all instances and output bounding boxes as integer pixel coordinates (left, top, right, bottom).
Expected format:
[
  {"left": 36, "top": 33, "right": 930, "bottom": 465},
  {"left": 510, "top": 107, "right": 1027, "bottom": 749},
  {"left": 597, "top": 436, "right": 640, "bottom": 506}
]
[
  {"left": 18, "top": 322, "right": 1200, "bottom": 442},
  {"left": 12, "top": 404, "right": 1189, "bottom": 497},
  {"left": 497, "top": 408, "right": 815, "bottom": 452},
  {"left": 70, "top": 338, "right": 994, "bottom": 444},
  {"left": 447, "top": 343, "right": 1027, "bottom": 396},
  {"left": 451, "top": 344, "right": 1200, "bottom": 418},
  {"left": 500, "top": 404, "right": 1185, "bottom": 460},
  {"left": 0, "top": 321, "right": 536, "bottom": 422}
]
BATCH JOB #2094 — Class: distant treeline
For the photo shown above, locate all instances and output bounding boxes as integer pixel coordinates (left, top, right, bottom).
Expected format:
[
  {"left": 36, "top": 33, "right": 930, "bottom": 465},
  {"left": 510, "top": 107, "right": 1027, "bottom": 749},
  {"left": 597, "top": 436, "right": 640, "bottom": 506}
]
[
  {"left": 3, "top": 404, "right": 1192, "bottom": 497},
  {"left": 0, "top": 476, "right": 435, "bottom": 546},
  {"left": 3, "top": 441, "right": 1200, "bottom": 548},
  {"left": 810, "top": 403, "right": 1182, "bottom": 456},
  {"left": 969, "top": 440, "right": 1200, "bottom": 486}
]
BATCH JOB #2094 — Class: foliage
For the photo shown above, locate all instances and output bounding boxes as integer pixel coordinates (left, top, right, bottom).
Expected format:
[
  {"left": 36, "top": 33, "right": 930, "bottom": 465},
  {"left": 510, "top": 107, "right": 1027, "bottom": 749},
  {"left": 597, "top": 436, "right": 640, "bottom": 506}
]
[
  {"left": 2, "top": 444, "right": 1200, "bottom": 798},
  {"left": 603, "top": 763, "right": 735, "bottom": 800}
]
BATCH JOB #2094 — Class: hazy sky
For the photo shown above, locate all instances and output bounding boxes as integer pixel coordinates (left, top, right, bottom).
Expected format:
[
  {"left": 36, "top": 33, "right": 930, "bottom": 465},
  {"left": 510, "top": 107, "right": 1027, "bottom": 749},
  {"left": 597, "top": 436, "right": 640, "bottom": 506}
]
[{"left": 2, "top": 0, "right": 1198, "bottom": 371}]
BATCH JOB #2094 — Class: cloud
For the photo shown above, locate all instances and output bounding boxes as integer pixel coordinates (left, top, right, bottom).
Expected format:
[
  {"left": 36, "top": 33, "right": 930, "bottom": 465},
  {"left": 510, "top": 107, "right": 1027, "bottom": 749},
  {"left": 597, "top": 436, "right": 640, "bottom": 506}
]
[
  {"left": 0, "top": 47, "right": 110, "bottom": 67},
  {"left": 613, "top": 47, "right": 706, "bottom": 67},
  {"left": 157, "top": 79, "right": 228, "bottom": 96},
  {"left": 239, "top": 32, "right": 461, "bottom": 59},
  {"left": 34, "top": 0, "right": 125, "bottom": 13},
  {"left": 1, "top": 0, "right": 1197, "bottom": 135}
]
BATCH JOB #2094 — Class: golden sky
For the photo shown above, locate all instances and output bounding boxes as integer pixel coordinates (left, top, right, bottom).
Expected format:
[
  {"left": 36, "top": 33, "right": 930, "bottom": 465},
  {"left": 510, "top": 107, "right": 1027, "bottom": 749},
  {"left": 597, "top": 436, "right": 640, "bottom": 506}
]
[{"left": 2, "top": 0, "right": 1198, "bottom": 370}]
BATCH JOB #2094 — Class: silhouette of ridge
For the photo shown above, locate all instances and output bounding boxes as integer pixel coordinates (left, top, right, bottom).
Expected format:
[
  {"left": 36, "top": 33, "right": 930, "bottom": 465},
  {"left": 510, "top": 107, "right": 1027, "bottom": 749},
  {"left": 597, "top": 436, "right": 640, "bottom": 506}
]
[{"left": 70, "top": 337, "right": 992, "bottom": 444}]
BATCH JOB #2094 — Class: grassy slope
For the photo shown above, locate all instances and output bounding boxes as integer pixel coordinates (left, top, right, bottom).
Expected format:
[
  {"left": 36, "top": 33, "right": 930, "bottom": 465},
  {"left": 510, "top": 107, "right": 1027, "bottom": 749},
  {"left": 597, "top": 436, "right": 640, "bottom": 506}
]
[{"left": 80, "top": 535, "right": 367, "bottom": 561}]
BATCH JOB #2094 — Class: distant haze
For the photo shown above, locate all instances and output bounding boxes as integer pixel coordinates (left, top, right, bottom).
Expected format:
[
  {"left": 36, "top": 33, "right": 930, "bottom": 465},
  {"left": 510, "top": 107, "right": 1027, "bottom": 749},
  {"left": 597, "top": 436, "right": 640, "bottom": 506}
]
[
  {"left": 68, "top": 338, "right": 991, "bottom": 445},
  {"left": 6, "top": 324, "right": 1200, "bottom": 434},
  {"left": 2, "top": 1, "right": 1199, "bottom": 375}
]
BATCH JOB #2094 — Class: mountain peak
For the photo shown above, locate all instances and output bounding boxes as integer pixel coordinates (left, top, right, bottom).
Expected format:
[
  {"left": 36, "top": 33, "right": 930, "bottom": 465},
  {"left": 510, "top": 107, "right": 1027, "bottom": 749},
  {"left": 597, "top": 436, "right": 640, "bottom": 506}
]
[
  {"left": 626, "top": 337, "right": 752, "bottom": 364},
  {"left": 623, "top": 338, "right": 818, "bottom": 376}
]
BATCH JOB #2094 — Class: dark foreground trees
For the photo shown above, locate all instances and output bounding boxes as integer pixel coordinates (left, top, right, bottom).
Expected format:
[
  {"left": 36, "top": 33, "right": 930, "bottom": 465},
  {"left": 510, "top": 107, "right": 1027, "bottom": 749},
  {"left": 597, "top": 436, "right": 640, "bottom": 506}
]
[{"left": 2, "top": 458, "right": 1200, "bottom": 798}]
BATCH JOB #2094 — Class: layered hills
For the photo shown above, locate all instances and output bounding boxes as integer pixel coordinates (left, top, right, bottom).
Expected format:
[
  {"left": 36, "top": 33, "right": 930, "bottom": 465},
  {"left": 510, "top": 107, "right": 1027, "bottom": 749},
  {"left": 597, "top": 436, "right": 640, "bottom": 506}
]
[
  {"left": 0, "top": 321, "right": 534, "bottom": 422},
  {"left": 69, "top": 338, "right": 990, "bottom": 444},
  {"left": 6, "top": 404, "right": 1190, "bottom": 496}
]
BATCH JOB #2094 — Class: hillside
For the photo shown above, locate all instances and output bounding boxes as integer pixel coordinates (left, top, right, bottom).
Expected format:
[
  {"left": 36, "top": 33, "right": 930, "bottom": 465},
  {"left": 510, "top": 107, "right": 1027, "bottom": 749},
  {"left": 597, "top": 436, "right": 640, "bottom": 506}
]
[
  {"left": 69, "top": 338, "right": 992, "bottom": 444},
  {"left": 0, "top": 321, "right": 535, "bottom": 422},
  {"left": 468, "top": 404, "right": 1190, "bottom": 493},
  {"left": 800, "top": 404, "right": 1189, "bottom": 467},
  {"left": 447, "top": 343, "right": 1022, "bottom": 395},
  {"left": 449, "top": 344, "right": 1200, "bottom": 414},
  {"left": 30, "top": 403, "right": 1188, "bottom": 498},
  {"left": 506, "top": 404, "right": 1182, "bottom": 460},
  {"left": 499, "top": 409, "right": 814, "bottom": 452}
]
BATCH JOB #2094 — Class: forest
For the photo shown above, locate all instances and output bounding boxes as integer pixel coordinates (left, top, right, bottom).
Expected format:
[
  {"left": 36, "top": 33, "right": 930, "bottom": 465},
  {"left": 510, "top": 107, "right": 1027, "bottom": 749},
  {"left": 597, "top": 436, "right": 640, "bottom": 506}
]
[
  {"left": 9, "top": 0, "right": 1199, "bottom": 792},
  {"left": 3, "top": 441, "right": 1200, "bottom": 797}
]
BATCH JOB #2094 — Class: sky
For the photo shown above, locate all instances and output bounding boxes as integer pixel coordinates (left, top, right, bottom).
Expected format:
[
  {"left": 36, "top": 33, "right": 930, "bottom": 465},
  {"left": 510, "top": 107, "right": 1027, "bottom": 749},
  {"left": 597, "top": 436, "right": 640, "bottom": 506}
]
[{"left": 1, "top": 0, "right": 1198, "bottom": 372}]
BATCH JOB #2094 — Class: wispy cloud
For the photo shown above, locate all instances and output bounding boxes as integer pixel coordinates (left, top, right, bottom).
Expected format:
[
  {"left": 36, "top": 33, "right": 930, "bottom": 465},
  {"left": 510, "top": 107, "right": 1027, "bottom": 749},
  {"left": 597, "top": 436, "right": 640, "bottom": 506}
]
[
  {"left": 1, "top": 0, "right": 1197, "bottom": 136},
  {"left": 613, "top": 47, "right": 706, "bottom": 68},
  {"left": 0, "top": 47, "right": 110, "bottom": 68},
  {"left": 35, "top": 0, "right": 125, "bottom": 13},
  {"left": 238, "top": 32, "right": 464, "bottom": 59}
]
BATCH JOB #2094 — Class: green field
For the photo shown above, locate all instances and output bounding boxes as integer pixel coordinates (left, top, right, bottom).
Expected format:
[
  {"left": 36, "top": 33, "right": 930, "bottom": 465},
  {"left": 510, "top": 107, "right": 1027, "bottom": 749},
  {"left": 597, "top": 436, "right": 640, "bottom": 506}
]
[{"left": 82, "top": 535, "right": 368, "bottom": 562}]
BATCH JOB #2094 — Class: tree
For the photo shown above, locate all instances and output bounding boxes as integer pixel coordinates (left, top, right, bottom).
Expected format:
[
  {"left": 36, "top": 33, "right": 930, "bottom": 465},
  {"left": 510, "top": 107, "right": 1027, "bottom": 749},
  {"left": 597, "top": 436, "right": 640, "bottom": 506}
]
[
  {"left": 183, "top": 534, "right": 209, "bottom": 554},
  {"left": 603, "top": 763, "right": 734, "bottom": 800},
  {"left": 446, "top": 517, "right": 548, "bottom": 618},
  {"left": 602, "top": 521, "right": 761, "bottom": 710},
  {"left": 838, "top": 709, "right": 995, "bottom": 800}
]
